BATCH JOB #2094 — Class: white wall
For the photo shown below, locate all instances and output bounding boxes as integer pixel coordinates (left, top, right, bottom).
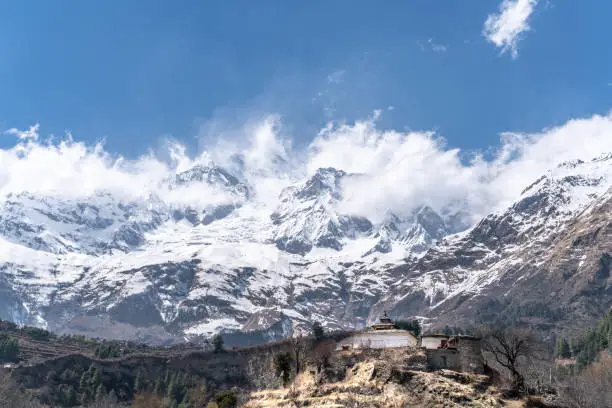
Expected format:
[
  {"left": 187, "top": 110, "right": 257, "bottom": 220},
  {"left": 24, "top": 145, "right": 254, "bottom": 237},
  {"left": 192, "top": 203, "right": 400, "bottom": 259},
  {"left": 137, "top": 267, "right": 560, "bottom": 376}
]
[
  {"left": 337, "top": 331, "right": 417, "bottom": 349},
  {"left": 421, "top": 336, "right": 445, "bottom": 349}
]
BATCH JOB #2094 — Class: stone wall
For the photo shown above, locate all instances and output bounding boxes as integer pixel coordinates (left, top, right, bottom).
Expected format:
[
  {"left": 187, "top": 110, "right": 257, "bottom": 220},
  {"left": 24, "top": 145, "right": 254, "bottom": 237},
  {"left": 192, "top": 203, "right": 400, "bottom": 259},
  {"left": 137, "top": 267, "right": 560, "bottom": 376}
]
[
  {"left": 425, "top": 349, "right": 460, "bottom": 371},
  {"left": 424, "top": 337, "right": 484, "bottom": 373},
  {"left": 457, "top": 338, "right": 484, "bottom": 374}
]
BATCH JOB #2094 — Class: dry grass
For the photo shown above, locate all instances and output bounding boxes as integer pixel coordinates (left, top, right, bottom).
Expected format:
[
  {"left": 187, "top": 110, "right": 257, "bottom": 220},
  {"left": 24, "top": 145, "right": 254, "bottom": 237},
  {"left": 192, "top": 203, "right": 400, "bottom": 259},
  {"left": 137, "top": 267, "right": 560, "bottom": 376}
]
[{"left": 243, "top": 349, "right": 504, "bottom": 408}]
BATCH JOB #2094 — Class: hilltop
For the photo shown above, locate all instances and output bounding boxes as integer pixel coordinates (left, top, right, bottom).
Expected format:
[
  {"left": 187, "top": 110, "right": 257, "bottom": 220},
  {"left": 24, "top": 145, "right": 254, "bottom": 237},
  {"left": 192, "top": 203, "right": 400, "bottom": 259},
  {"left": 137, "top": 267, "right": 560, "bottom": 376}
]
[
  {"left": 245, "top": 348, "right": 503, "bottom": 408},
  {"left": 0, "top": 320, "right": 564, "bottom": 408}
]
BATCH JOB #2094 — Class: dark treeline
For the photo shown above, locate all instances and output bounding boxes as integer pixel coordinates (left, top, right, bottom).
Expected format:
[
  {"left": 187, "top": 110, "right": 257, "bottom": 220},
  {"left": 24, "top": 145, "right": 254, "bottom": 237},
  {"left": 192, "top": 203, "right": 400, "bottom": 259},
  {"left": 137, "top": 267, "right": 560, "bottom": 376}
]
[
  {"left": 1, "top": 311, "right": 611, "bottom": 407},
  {"left": 555, "top": 310, "right": 612, "bottom": 369},
  {"left": 394, "top": 319, "right": 422, "bottom": 336},
  {"left": 0, "top": 333, "right": 19, "bottom": 362}
]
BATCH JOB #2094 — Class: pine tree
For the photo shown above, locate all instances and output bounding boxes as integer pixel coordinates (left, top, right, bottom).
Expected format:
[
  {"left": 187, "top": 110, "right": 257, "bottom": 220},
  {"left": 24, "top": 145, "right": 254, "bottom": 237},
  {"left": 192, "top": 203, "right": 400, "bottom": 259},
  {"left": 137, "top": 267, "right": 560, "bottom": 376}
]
[
  {"left": 79, "top": 390, "right": 89, "bottom": 406},
  {"left": 312, "top": 322, "right": 324, "bottom": 340},
  {"left": 67, "top": 386, "right": 77, "bottom": 406},
  {"left": 108, "top": 389, "right": 118, "bottom": 404},
  {"left": 213, "top": 335, "right": 224, "bottom": 352},
  {"left": 95, "top": 383, "right": 106, "bottom": 401},
  {"left": 134, "top": 371, "right": 143, "bottom": 392},
  {"left": 45, "top": 370, "right": 56, "bottom": 384},
  {"left": 0, "top": 337, "right": 19, "bottom": 362},
  {"left": 89, "top": 367, "right": 101, "bottom": 388},
  {"left": 556, "top": 337, "right": 571, "bottom": 358},
  {"left": 154, "top": 376, "right": 165, "bottom": 395},
  {"left": 177, "top": 392, "right": 189, "bottom": 408},
  {"left": 167, "top": 372, "right": 185, "bottom": 403},
  {"left": 395, "top": 319, "right": 422, "bottom": 336},
  {"left": 167, "top": 373, "right": 177, "bottom": 401},
  {"left": 79, "top": 371, "right": 89, "bottom": 391}
]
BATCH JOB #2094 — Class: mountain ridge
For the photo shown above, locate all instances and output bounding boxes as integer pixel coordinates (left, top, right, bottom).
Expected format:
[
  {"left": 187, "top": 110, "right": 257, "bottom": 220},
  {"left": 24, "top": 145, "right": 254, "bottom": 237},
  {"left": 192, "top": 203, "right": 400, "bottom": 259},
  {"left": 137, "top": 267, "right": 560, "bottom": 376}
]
[{"left": 0, "top": 154, "right": 610, "bottom": 343}]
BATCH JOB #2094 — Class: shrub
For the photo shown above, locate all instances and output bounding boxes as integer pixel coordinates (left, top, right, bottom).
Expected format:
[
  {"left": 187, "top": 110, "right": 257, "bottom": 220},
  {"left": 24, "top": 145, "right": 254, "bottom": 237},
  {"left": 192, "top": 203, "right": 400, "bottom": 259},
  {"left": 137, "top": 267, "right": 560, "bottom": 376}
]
[
  {"left": 395, "top": 319, "right": 422, "bottom": 336},
  {"left": 213, "top": 335, "right": 224, "bottom": 353},
  {"left": 94, "top": 343, "right": 121, "bottom": 359},
  {"left": 215, "top": 391, "right": 237, "bottom": 408},
  {"left": 0, "top": 336, "right": 19, "bottom": 362},
  {"left": 312, "top": 322, "right": 324, "bottom": 340},
  {"left": 21, "top": 327, "right": 50, "bottom": 341},
  {"left": 274, "top": 352, "right": 292, "bottom": 386}
]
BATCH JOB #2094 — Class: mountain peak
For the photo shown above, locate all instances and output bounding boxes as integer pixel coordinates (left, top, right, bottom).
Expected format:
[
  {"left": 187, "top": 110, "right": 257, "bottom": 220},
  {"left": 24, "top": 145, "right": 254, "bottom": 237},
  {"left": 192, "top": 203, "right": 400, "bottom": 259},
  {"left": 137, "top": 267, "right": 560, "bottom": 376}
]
[
  {"left": 592, "top": 152, "right": 612, "bottom": 163},
  {"left": 172, "top": 164, "right": 249, "bottom": 200},
  {"left": 295, "top": 167, "right": 346, "bottom": 200},
  {"left": 0, "top": 152, "right": 610, "bottom": 343}
]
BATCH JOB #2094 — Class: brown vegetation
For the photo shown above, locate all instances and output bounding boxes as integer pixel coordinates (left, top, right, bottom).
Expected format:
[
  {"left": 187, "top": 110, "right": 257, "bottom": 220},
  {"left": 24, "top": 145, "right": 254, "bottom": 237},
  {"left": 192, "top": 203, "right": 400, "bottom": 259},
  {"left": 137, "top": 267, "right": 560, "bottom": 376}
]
[
  {"left": 0, "top": 370, "right": 44, "bottom": 408},
  {"left": 131, "top": 392, "right": 165, "bottom": 408},
  {"left": 482, "top": 327, "right": 541, "bottom": 396},
  {"left": 245, "top": 348, "right": 501, "bottom": 408},
  {"left": 3, "top": 318, "right": 611, "bottom": 407},
  {"left": 559, "top": 353, "right": 612, "bottom": 408}
]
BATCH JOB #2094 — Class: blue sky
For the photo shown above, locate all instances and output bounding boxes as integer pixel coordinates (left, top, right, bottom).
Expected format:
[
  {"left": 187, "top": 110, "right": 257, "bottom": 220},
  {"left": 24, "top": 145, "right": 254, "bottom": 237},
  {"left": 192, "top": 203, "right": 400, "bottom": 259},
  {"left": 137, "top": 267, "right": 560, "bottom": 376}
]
[{"left": 1, "top": 0, "right": 611, "bottom": 158}]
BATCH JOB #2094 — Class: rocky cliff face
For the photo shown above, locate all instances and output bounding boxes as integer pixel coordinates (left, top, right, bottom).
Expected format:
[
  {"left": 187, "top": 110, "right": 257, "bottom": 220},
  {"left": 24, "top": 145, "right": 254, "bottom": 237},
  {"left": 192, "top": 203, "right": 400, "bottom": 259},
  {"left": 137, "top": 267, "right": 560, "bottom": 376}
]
[
  {"left": 0, "top": 155, "right": 610, "bottom": 343},
  {"left": 376, "top": 154, "right": 612, "bottom": 332}
]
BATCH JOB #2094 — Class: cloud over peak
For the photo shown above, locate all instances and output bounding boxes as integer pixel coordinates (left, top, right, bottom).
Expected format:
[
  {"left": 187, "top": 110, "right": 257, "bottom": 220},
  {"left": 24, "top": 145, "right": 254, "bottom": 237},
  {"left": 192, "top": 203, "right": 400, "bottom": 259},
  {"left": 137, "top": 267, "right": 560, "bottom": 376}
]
[
  {"left": 483, "top": 0, "right": 539, "bottom": 58},
  {"left": 1, "top": 110, "right": 611, "bottom": 228}
]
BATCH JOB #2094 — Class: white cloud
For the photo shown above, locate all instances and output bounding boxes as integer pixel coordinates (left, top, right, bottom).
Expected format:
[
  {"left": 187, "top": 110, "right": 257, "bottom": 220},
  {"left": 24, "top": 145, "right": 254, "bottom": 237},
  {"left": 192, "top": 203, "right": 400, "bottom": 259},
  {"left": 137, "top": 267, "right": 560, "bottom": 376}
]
[
  {"left": 308, "top": 112, "right": 612, "bottom": 223},
  {"left": 0, "top": 130, "right": 238, "bottom": 209},
  {"left": 1, "top": 111, "right": 611, "bottom": 228},
  {"left": 428, "top": 38, "right": 448, "bottom": 53},
  {"left": 4, "top": 123, "right": 40, "bottom": 140},
  {"left": 417, "top": 39, "right": 448, "bottom": 53},
  {"left": 326, "top": 70, "right": 345, "bottom": 84},
  {"left": 483, "top": 0, "right": 538, "bottom": 58}
]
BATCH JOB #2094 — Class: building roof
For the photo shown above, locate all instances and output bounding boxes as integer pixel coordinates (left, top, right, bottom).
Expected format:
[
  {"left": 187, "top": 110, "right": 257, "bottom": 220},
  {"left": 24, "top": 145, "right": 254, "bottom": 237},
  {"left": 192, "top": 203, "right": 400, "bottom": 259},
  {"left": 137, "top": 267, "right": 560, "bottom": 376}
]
[
  {"left": 421, "top": 333, "right": 481, "bottom": 340},
  {"left": 371, "top": 311, "right": 396, "bottom": 330},
  {"left": 421, "top": 333, "right": 452, "bottom": 338}
]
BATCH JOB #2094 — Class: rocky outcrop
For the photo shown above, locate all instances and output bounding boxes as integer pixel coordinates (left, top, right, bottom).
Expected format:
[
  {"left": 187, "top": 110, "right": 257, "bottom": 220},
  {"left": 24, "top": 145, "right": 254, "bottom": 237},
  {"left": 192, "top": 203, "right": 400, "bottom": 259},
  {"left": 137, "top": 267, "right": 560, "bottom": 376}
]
[{"left": 244, "top": 349, "right": 501, "bottom": 408}]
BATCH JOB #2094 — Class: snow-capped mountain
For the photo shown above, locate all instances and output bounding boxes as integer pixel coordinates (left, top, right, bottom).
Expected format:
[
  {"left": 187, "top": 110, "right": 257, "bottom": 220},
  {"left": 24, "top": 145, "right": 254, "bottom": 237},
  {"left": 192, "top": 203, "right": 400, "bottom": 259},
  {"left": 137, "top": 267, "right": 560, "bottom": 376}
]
[
  {"left": 0, "top": 155, "right": 610, "bottom": 343},
  {"left": 170, "top": 163, "right": 250, "bottom": 200},
  {"left": 374, "top": 153, "right": 612, "bottom": 331},
  {"left": 368, "top": 206, "right": 449, "bottom": 256}
]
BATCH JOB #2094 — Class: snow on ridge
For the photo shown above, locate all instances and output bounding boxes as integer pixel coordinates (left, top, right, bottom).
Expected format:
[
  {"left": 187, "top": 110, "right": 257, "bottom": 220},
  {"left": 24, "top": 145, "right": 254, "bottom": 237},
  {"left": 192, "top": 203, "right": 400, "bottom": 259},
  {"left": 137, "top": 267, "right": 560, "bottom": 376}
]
[
  {"left": 0, "top": 157, "right": 610, "bottom": 336},
  {"left": 184, "top": 318, "right": 242, "bottom": 336}
]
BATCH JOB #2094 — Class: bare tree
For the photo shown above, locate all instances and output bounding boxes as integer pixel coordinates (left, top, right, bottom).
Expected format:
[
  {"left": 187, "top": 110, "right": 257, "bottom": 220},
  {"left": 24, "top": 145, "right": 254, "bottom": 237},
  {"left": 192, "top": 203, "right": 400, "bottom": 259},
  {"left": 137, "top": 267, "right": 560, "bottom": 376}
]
[
  {"left": 86, "top": 393, "right": 121, "bottom": 408},
  {"left": 288, "top": 335, "right": 306, "bottom": 375},
  {"left": 0, "top": 371, "right": 43, "bottom": 408},
  {"left": 313, "top": 339, "right": 336, "bottom": 372},
  {"left": 560, "top": 353, "right": 612, "bottom": 408},
  {"left": 482, "top": 327, "right": 538, "bottom": 395},
  {"left": 131, "top": 392, "right": 165, "bottom": 408}
]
